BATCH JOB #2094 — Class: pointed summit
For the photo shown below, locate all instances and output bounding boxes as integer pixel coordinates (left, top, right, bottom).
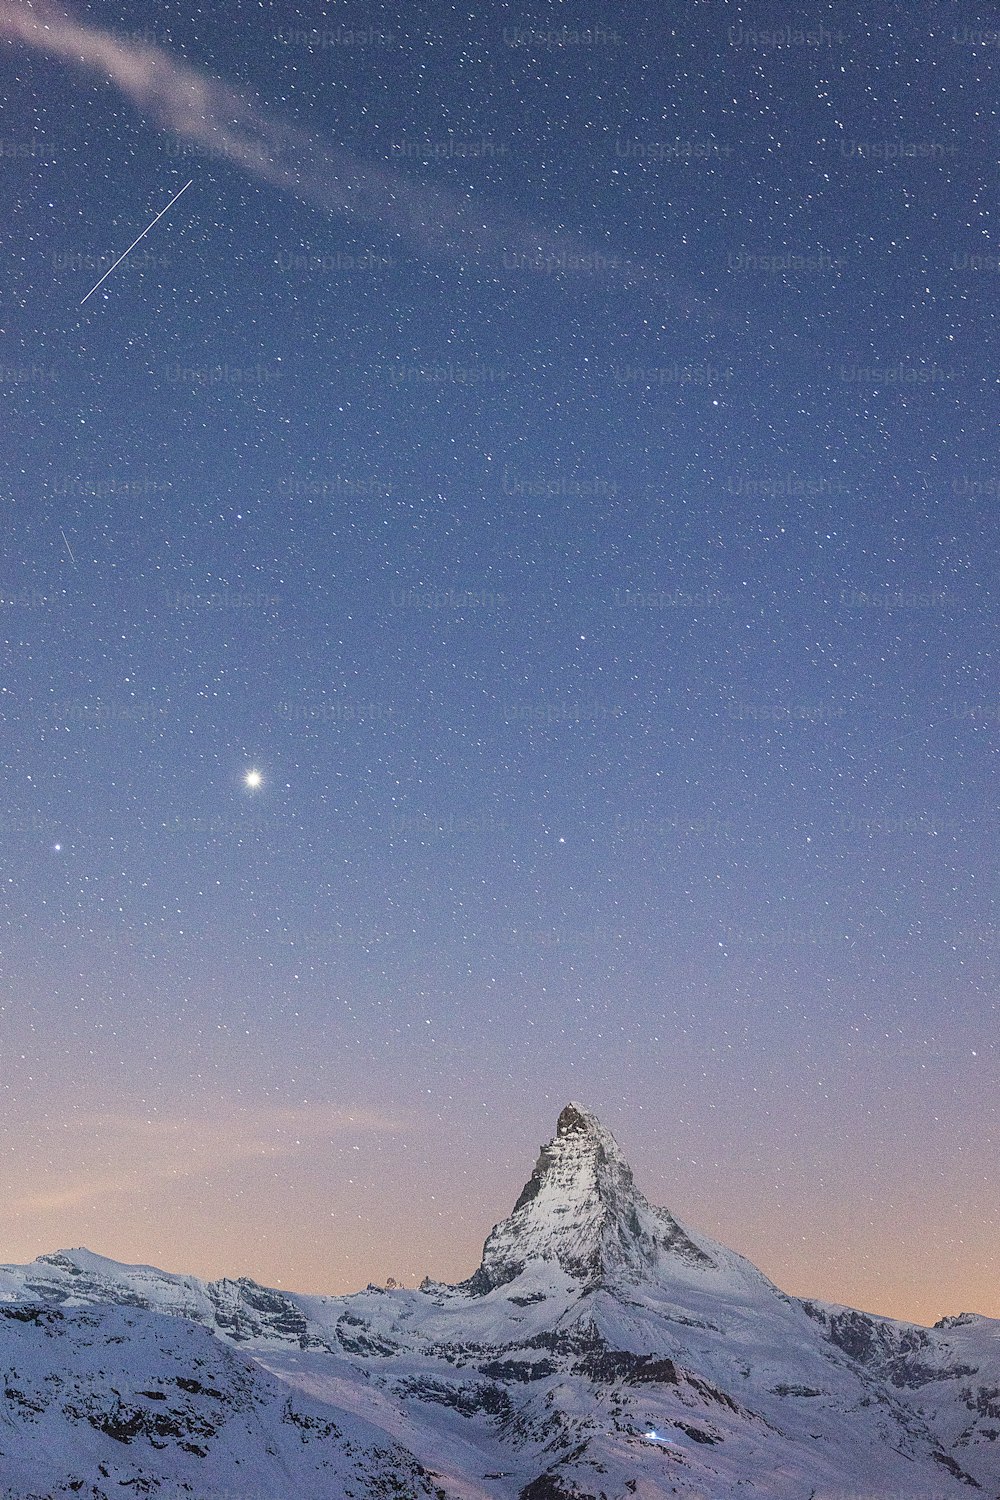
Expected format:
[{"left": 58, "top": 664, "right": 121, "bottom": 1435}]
[
  {"left": 465, "top": 1103, "right": 723, "bottom": 1295},
  {"left": 554, "top": 1101, "right": 600, "bottom": 1137}
]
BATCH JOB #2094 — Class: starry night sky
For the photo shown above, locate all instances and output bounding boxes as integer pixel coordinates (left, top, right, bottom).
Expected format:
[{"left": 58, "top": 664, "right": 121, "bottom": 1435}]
[{"left": 0, "top": 0, "right": 997, "bottom": 1324}]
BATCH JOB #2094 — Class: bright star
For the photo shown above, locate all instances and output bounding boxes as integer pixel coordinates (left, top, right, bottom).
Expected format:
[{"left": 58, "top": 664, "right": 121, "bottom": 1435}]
[{"left": 244, "top": 769, "right": 263, "bottom": 789}]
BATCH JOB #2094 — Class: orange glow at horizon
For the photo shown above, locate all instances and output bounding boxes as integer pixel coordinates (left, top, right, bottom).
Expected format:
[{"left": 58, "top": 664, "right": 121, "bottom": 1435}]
[{"left": 1, "top": 1091, "right": 996, "bottom": 1330}]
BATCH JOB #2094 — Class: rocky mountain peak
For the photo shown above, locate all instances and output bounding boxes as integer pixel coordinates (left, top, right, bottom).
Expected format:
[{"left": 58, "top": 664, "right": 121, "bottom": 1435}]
[
  {"left": 556, "top": 1101, "right": 597, "bottom": 1137},
  {"left": 465, "top": 1103, "right": 720, "bottom": 1295}
]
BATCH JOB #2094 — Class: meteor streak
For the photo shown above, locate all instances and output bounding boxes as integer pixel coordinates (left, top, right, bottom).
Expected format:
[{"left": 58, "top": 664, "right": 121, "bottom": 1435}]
[{"left": 79, "top": 179, "right": 192, "bottom": 305}]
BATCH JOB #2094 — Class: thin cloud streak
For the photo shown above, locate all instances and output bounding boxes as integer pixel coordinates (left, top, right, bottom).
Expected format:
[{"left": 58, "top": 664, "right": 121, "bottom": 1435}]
[
  {"left": 8, "top": 1103, "right": 405, "bottom": 1215},
  {"left": 0, "top": 0, "right": 587, "bottom": 264}
]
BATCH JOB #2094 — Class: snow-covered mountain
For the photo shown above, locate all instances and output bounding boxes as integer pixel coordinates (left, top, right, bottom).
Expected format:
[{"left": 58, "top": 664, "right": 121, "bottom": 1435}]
[
  {"left": 1, "top": 1102, "right": 998, "bottom": 1499},
  {"left": 0, "top": 1300, "right": 442, "bottom": 1500}
]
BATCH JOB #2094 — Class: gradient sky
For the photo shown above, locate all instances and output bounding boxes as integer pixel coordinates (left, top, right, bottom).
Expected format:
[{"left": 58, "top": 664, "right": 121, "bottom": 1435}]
[{"left": 0, "top": 0, "right": 997, "bottom": 1328}]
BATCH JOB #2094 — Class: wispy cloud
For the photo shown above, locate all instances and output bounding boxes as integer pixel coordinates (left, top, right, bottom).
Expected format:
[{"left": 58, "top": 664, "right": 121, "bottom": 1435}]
[
  {"left": 0, "top": 0, "right": 582, "bottom": 264},
  {"left": 8, "top": 1102, "right": 404, "bottom": 1214}
]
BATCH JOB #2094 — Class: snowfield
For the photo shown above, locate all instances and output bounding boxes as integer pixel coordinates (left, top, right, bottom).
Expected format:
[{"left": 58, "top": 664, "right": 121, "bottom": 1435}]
[{"left": 0, "top": 1102, "right": 997, "bottom": 1499}]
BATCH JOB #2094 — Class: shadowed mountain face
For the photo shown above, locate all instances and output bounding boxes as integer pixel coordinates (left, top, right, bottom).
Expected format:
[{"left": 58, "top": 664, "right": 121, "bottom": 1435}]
[{"left": 0, "top": 1104, "right": 997, "bottom": 1500}]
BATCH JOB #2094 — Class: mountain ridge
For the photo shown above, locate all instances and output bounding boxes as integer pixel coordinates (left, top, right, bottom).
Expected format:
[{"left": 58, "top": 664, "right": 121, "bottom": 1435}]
[{"left": 0, "top": 1102, "right": 997, "bottom": 1499}]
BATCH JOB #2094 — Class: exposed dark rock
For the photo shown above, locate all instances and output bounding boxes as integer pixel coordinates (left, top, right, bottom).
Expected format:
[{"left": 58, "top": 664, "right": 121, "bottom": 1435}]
[
  {"left": 674, "top": 1421, "right": 719, "bottom": 1444},
  {"left": 932, "top": 1450, "right": 982, "bottom": 1487},
  {"left": 575, "top": 1349, "right": 680, "bottom": 1386},
  {"left": 519, "top": 1465, "right": 598, "bottom": 1500},
  {"left": 477, "top": 1358, "right": 558, "bottom": 1382},
  {"left": 394, "top": 1376, "right": 513, "bottom": 1421}
]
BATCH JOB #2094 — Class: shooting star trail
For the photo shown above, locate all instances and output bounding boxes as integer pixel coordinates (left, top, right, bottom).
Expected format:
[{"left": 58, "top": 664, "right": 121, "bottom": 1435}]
[
  {"left": 59, "top": 529, "right": 77, "bottom": 566},
  {"left": 79, "top": 179, "right": 192, "bottom": 305}
]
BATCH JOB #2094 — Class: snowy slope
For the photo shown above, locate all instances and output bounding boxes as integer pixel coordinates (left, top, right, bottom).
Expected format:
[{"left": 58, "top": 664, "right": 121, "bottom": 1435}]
[
  {"left": 1, "top": 1102, "right": 997, "bottom": 1498},
  {"left": 0, "top": 1300, "right": 448, "bottom": 1500}
]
